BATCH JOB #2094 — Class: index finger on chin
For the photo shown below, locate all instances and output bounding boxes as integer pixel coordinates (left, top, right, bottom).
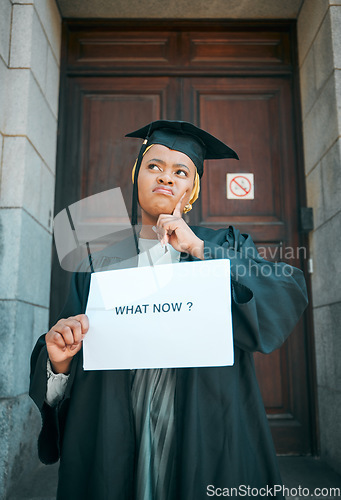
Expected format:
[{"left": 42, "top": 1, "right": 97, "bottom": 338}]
[{"left": 173, "top": 192, "right": 186, "bottom": 217}]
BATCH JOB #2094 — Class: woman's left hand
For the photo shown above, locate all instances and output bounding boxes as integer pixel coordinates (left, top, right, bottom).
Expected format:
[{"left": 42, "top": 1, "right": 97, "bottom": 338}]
[{"left": 154, "top": 194, "right": 204, "bottom": 259}]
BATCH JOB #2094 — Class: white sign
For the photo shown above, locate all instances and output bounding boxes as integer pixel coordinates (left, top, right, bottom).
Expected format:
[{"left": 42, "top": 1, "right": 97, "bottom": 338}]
[
  {"left": 227, "top": 173, "right": 254, "bottom": 199},
  {"left": 83, "top": 260, "right": 234, "bottom": 370}
]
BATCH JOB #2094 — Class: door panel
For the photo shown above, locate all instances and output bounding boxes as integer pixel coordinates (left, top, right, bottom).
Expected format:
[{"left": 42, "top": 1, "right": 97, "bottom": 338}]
[
  {"left": 183, "top": 77, "right": 311, "bottom": 452},
  {"left": 78, "top": 77, "right": 179, "bottom": 205},
  {"left": 183, "top": 78, "right": 293, "bottom": 241}
]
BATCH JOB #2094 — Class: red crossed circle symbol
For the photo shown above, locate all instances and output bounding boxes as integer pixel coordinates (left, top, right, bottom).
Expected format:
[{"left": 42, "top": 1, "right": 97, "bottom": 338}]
[{"left": 229, "top": 175, "right": 252, "bottom": 197}]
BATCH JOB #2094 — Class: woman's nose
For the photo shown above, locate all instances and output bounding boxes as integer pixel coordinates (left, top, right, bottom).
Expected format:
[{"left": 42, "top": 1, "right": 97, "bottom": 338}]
[{"left": 157, "top": 172, "right": 173, "bottom": 185}]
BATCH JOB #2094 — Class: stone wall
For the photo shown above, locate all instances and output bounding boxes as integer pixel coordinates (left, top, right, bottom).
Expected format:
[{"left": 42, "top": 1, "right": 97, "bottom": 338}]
[
  {"left": 298, "top": 0, "right": 341, "bottom": 473},
  {"left": 0, "top": 0, "right": 61, "bottom": 496}
]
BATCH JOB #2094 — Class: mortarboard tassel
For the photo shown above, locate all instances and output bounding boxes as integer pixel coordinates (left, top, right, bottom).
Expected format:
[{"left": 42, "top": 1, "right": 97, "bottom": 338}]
[
  {"left": 131, "top": 138, "right": 148, "bottom": 227},
  {"left": 131, "top": 124, "right": 152, "bottom": 252}
]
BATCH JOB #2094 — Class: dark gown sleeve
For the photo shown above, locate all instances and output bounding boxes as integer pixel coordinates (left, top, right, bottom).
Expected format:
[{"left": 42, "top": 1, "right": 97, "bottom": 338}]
[
  {"left": 200, "top": 226, "right": 308, "bottom": 354},
  {"left": 29, "top": 269, "right": 91, "bottom": 464}
]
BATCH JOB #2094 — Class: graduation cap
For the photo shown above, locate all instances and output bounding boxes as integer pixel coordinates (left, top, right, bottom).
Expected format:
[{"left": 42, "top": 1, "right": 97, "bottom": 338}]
[{"left": 126, "top": 120, "right": 239, "bottom": 227}]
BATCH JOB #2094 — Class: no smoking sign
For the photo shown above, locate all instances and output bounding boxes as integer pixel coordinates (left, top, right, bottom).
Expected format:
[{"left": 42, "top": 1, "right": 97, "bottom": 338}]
[{"left": 227, "top": 173, "right": 254, "bottom": 200}]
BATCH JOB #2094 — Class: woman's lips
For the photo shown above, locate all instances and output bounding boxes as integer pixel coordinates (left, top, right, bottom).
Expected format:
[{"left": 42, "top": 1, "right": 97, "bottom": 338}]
[{"left": 152, "top": 187, "right": 174, "bottom": 196}]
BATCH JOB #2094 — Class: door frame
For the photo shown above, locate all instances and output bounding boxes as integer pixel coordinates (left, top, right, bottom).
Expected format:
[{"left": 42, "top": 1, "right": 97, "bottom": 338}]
[{"left": 53, "top": 19, "right": 318, "bottom": 455}]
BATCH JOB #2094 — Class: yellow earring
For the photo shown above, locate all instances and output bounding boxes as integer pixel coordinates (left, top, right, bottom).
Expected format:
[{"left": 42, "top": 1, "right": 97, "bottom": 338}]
[{"left": 183, "top": 203, "right": 192, "bottom": 213}]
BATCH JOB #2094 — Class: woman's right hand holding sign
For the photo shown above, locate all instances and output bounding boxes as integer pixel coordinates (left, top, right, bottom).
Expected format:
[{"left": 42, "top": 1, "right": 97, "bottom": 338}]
[{"left": 45, "top": 314, "right": 89, "bottom": 374}]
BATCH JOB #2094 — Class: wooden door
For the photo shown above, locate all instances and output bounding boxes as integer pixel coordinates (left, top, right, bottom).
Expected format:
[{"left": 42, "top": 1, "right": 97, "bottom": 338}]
[{"left": 52, "top": 21, "right": 315, "bottom": 455}]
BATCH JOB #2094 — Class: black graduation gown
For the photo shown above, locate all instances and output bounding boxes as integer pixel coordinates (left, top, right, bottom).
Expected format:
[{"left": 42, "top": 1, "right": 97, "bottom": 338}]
[{"left": 29, "top": 226, "right": 308, "bottom": 500}]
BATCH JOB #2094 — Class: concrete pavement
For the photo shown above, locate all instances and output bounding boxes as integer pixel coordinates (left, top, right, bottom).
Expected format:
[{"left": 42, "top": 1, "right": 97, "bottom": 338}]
[{"left": 6, "top": 457, "right": 341, "bottom": 500}]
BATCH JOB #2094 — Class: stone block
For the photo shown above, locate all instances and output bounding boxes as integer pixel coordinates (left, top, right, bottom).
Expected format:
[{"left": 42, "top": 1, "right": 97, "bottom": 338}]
[
  {"left": 335, "top": 69, "right": 341, "bottom": 133},
  {"left": 45, "top": 45, "right": 60, "bottom": 118},
  {"left": 34, "top": 0, "right": 61, "bottom": 63},
  {"left": 321, "top": 138, "right": 341, "bottom": 221},
  {"left": 0, "top": 300, "right": 37, "bottom": 397},
  {"left": 9, "top": 4, "right": 34, "bottom": 69},
  {"left": 309, "top": 212, "right": 341, "bottom": 307},
  {"left": 39, "top": 162, "right": 55, "bottom": 232},
  {"left": 313, "top": 305, "right": 337, "bottom": 389},
  {"left": 31, "top": 8, "right": 49, "bottom": 92},
  {"left": 5, "top": 69, "right": 58, "bottom": 172},
  {"left": 0, "top": 136, "right": 41, "bottom": 216},
  {"left": 0, "top": 57, "right": 9, "bottom": 133},
  {"left": 27, "top": 73, "right": 58, "bottom": 172},
  {"left": 0, "top": 209, "right": 22, "bottom": 299},
  {"left": 3, "top": 68, "right": 31, "bottom": 135},
  {"left": 0, "top": 132, "right": 3, "bottom": 171},
  {"left": 7, "top": 396, "right": 41, "bottom": 491},
  {"left": 306, "top": 163, "right": 325, "bottom": 229},
  {"left": 298, "top": 0, "right": 329, "bottom": 67},
  {"left": 330, "top": 6, "right": 341, "bottom": 68},
  {"left": 0, "top": 136, "right": 55, "bottom": 231},
  {"left": 0, "top": 0, "right": 12, "bottom": 66},
  {"left": 299, "top": 46, "right": 317, "bottom": 120},
  {"left": 0, "top": 136, "right": 26, "bottom": 207},
  {"left": 0, "top": 396, "right": 41, "bottom": 499},
  {"left": 318, "top": 386, "right": 341, "bottom": 473},
  {"left": 302, "top": 75, "right": 338, "bottom": 174},
  {"left": 314, "top": 9, "right": 334, "bottom": 92},
  {"left": 0, "top": 209, "right": 53, "bottom": 306},
  {"left": 0, "top": 300, "right": 16, "bottom": 396},
  {"left": 13, "top": 303, "right": 38, "bottom": 395},
  {"left": 0, "top": 399, "right": 11, "bottom": 499},
  {"left": 33, "top": 303, "right": 49, "bottom": 347},
  {"left": 17, "top": 211, "right": 53, "bottom": 307},
  {"left": 56, "top": 0, "right": 303, "bottom": 19},
  {"left": 7, "top": 461, "right": 59, "bottom": 499},
  {"left": 0, "top": 299, "right": 49, "bottom": 398},
  {"left": 329, "top": 302, "right": 341, "bottom": 390}
]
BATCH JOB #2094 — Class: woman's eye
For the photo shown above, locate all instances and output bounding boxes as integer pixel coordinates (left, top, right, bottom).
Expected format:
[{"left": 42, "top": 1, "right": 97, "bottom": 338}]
[
  {"left": 176, "top": 169, "right": 187, "bottom": 177},
  {"left": 148, "top": 164, "right": 160, "bottom": 171}
]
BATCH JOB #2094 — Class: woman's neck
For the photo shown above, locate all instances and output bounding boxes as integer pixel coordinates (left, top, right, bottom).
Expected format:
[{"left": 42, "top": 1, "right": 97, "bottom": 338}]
[
  {"left": 139, "top": 212, "right": 158, "bottom": 240},
  {"left": 139, "top": 226, "right": 158, "bottom": 240}
]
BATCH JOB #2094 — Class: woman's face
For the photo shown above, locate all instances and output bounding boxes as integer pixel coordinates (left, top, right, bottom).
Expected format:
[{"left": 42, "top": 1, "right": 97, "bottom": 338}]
[{"left": 137, "top": 144, "right": 196, "bottom": 220}]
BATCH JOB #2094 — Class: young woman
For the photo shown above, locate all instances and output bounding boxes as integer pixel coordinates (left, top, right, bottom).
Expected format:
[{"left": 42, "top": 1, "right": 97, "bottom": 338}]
[{"left": 30, "top": 121, "right": 308, "bottom": 500}]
